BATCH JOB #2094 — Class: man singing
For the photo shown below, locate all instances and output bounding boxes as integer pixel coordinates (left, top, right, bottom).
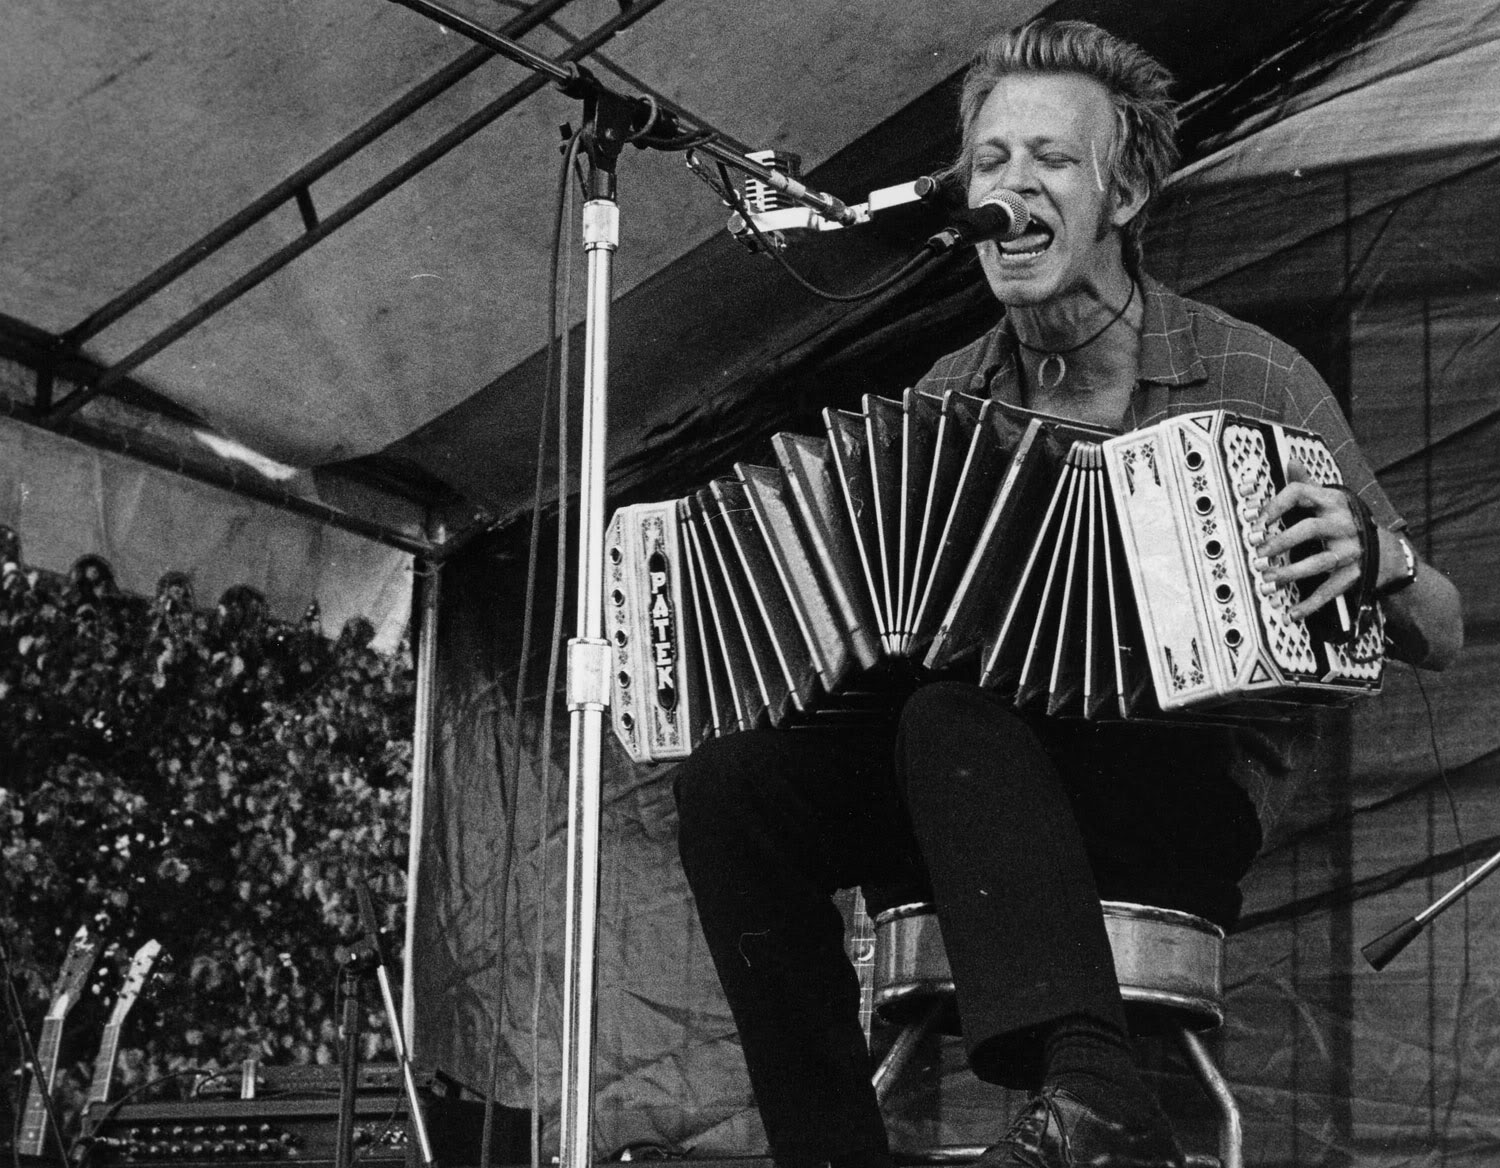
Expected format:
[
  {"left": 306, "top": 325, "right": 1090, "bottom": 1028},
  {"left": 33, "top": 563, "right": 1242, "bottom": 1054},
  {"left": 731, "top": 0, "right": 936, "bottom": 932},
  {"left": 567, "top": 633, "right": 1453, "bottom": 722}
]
[{"left": 674, "top": 20, "right": 1463, "bottom": 1168}]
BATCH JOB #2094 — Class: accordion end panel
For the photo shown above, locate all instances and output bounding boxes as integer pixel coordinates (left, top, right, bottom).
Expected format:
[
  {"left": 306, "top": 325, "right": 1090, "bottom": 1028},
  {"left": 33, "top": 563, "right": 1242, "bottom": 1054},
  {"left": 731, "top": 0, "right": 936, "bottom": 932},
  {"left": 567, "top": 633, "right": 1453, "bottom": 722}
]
[
  {"left": 1101, "top": 423, "right": 1231, "bottom": 711},
  {"left": 606, "top": 503, "right": 702, "bottom": 764},
  {"left": 1104, "top": 411, "right": 1384, "bottom": 714}
]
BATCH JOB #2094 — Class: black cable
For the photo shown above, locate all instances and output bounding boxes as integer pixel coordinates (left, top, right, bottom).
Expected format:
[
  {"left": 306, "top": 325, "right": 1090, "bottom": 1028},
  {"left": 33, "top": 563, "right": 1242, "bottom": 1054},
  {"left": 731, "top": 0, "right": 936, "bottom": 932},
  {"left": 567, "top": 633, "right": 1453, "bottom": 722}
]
[
  {"left": 529, "top": 131, "right": 581, "bottom": 1168},
  {"left": 492, "top": 116, "right": 585, "bottom": 1168},
  {"left": 1411, "top": 663, "right": 1471, "bottom": 1131},
  {"left": 722, "top": 180, "right": 943, "bottom": 304},
  {"left": 349, "top": 1096, "right": 405, "bottom": 1168}
]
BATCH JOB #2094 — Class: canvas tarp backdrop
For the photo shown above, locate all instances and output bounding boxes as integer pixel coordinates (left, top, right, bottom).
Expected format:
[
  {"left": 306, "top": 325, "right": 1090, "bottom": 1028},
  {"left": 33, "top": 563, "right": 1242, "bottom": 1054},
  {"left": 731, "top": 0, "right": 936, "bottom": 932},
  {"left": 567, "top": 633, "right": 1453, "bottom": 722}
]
[{"left": 408, "top": 4, "right": 1500, "bottom": 1166}]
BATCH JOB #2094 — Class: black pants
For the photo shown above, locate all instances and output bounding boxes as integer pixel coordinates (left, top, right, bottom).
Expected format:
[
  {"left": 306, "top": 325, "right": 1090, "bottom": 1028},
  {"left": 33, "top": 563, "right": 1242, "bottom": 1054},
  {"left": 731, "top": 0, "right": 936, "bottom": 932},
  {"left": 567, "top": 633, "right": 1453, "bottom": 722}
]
[{"left": 674, "top": 681, "right": 1261, "bottom": 1168}]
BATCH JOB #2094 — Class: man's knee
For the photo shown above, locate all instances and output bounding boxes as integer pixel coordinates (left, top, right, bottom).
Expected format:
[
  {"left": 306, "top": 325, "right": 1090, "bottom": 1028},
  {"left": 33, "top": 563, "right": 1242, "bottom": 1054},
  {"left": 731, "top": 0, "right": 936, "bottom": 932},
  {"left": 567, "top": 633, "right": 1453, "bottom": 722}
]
[
  {"left": 897, "top": 680, "right": 1025, "bottom": 761},
  {"left": 896, "top": 681, "right": 1055, "bottom": 806}
]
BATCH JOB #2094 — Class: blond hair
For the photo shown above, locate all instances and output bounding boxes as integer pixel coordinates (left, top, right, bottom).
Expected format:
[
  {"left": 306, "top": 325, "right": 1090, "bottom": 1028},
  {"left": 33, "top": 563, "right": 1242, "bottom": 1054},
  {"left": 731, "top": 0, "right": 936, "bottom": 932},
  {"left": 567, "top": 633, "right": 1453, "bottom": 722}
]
[{"left": 955, "top": 20, "right": 1179, "bottom": 268}]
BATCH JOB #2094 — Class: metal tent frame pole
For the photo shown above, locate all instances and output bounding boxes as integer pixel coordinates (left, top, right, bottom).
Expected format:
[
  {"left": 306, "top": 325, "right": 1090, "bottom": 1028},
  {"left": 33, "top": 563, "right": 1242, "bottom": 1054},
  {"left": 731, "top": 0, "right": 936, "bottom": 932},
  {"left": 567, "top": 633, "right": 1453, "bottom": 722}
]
[{"left": 402, "top": 560, "right": 442, "bottom": 1043}]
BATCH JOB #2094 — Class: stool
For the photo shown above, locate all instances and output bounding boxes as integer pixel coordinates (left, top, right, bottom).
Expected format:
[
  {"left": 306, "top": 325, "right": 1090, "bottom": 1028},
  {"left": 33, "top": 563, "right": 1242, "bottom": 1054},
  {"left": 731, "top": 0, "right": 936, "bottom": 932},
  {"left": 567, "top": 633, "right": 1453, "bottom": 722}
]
[{"left": 869, "top": 901, "right": 1242, "bottom": 1168}]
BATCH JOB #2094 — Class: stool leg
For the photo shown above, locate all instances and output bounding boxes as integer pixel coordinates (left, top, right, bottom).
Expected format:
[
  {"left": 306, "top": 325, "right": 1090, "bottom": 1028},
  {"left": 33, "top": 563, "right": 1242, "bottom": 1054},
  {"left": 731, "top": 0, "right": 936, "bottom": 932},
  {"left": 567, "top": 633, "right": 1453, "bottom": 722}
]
[
  {"left": 872, "top": 1000, "right": 944, "bottom": 1106},
  {"left": 1175, "top": 1028, "right": 1242, "bottom": 1168}
]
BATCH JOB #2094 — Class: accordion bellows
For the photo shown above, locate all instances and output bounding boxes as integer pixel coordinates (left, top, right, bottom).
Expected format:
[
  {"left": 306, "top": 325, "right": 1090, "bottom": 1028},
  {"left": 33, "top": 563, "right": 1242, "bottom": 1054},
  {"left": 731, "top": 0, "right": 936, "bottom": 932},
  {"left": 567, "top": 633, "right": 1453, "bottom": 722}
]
[{"left": 605, "top": 393, "right": 1383, "bottom": 763}]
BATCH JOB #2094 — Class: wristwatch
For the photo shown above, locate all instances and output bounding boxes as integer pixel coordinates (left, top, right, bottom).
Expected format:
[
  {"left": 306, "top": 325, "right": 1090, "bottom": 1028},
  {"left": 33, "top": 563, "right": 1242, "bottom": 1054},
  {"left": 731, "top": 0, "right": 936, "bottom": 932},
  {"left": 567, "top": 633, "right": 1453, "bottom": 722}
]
[{"left": 1375, "top": 532, "right": 1418, "bottom": 598}]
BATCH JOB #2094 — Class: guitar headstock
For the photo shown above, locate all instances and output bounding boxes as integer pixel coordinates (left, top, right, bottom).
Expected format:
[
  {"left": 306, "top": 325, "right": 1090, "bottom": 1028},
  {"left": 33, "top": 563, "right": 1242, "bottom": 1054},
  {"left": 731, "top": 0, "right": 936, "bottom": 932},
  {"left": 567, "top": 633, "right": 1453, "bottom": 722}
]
[
  {"left": 107, "top": 940, "right": 163, "bottom": 1027},
  {"left": 45, "top": 924, "right": 101, "bottom": 1021}
]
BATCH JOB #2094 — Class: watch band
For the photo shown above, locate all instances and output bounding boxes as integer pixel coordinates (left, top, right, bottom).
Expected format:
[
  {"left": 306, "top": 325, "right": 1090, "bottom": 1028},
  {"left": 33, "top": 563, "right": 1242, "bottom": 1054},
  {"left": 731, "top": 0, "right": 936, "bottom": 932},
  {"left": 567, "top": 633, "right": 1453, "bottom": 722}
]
[{"left": 1375, "top": 532, "right": 1418, "bottom": 598}]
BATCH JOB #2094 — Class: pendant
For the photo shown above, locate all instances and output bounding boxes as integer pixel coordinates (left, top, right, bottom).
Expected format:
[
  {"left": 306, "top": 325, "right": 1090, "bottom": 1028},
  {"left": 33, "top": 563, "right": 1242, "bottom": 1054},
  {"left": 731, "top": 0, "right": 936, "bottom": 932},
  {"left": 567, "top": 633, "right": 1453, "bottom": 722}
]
[{"left": 1038, "top": 353, "right": 1066, "bottom": 389}]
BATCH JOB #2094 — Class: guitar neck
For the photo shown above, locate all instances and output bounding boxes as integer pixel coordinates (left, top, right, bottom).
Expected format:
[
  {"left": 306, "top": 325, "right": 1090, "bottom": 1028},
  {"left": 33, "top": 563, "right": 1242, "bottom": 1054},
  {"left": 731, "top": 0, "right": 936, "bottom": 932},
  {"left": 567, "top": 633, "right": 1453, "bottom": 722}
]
[
  {"left": 18, "top": 1019, "right": 65, "bottom": 1157},
  {"left": 850, "top": 892, "right": 876, "bottom": 1047},
  {"left": 89, "top": 1021, "right": 126, "bottom": 1106}
]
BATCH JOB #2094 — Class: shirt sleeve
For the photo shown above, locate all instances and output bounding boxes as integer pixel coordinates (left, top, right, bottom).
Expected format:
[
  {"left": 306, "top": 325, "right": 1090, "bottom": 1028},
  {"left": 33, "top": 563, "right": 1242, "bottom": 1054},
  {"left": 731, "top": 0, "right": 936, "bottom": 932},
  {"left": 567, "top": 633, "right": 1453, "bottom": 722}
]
[{"left": 1277, "top": 352, "right": 1405, "bottom": 532}]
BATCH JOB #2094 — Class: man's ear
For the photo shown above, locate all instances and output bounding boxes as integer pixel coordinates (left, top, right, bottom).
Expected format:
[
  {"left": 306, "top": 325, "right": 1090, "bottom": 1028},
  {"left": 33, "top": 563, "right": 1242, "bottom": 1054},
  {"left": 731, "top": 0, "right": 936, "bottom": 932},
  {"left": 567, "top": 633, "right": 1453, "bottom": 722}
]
[{"left": 1110, "top": 175, "right": 1147, "bottom": 230}]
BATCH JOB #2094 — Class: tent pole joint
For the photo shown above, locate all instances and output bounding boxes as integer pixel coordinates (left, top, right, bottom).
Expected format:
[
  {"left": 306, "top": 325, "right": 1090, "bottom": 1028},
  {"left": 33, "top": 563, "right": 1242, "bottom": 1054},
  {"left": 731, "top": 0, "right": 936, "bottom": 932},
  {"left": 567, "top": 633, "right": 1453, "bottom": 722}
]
[{"left": 295, "top": 186, "right": 321, "bottom": 232}]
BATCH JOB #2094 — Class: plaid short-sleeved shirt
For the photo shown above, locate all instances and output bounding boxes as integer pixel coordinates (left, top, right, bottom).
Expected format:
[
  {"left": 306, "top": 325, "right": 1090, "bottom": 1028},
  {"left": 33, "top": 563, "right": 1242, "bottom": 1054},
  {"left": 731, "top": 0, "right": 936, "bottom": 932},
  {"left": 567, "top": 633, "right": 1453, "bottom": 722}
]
[
  {"left": 914, "top": 275, "right": 1396, "bottom": 839},
  {"left": 915, "top": 274, "right": 1402, "bottom": 530}
]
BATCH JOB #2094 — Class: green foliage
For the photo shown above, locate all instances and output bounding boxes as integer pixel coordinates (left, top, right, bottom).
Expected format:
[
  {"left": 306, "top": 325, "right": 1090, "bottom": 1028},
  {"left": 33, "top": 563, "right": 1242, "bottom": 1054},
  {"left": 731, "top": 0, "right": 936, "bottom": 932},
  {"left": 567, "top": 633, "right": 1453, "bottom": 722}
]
[{"left": 1, "top": 540, "right": 415, "bottom": 1120}]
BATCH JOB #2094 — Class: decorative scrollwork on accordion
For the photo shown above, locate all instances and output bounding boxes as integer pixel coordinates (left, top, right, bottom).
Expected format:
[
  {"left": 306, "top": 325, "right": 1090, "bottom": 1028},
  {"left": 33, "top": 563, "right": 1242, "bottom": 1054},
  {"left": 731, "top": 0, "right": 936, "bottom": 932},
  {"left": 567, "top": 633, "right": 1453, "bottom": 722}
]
[{"left": 606, "top": 394, "right": 1383, "bottom": 763}]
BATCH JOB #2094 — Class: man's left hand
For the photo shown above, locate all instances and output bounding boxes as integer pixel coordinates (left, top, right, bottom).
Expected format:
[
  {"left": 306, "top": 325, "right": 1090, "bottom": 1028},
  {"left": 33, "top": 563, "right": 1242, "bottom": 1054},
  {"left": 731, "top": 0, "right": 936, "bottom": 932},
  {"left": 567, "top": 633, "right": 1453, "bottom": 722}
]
[{"left": 1245, "top": 460, "right": 1363, "bottom": 620}]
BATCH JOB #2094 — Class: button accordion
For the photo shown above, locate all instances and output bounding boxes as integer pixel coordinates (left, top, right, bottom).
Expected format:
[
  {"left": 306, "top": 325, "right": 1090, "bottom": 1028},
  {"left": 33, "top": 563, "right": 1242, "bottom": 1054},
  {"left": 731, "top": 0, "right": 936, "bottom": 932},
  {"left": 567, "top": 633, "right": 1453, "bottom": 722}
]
[{"left": 605, "top": 392, "right": 1383, "bottom": 763}]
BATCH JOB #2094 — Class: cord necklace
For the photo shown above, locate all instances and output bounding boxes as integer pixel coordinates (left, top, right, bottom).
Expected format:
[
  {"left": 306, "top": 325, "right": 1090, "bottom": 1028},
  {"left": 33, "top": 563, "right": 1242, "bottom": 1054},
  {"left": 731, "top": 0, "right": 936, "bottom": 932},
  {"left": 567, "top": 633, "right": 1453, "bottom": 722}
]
[{"left": 1012, "top": 279, "right": 1137, "bottom": 390}]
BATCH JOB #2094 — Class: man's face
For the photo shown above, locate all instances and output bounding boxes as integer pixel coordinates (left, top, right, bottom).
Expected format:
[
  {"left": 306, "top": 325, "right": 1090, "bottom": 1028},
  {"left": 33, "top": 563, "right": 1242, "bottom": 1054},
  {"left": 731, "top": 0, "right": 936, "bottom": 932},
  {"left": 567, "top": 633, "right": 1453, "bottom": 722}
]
[{"left": 966, "top": 72, "right": 1137, "bottom": 306}]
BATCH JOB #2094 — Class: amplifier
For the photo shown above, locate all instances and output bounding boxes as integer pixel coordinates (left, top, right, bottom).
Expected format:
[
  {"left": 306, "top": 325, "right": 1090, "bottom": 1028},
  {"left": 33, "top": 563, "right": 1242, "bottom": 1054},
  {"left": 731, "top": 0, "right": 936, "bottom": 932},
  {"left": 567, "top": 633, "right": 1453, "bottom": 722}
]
[
  {"left": 82, "top": 1094, "right": 409, "bottom": 1168},
  {"left": 82, "top": 1081, "right": 529, "bottom": 1168}
]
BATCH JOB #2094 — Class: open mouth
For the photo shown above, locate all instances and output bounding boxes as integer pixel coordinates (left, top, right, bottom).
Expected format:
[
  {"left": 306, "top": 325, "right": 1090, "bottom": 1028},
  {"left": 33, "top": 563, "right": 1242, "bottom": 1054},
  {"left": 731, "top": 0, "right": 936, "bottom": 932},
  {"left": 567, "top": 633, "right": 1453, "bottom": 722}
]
[{"left": 999, "top": 220, "right": 1054, "bottom": 257}]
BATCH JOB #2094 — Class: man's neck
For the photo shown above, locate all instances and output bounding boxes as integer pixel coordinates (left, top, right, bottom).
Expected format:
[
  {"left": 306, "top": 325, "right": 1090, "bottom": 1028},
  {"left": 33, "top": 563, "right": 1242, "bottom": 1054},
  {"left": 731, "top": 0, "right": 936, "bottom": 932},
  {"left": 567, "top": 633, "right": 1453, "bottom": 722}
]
[{"left": 1006, "top": 265, "right": 1143, "bottom": 427}]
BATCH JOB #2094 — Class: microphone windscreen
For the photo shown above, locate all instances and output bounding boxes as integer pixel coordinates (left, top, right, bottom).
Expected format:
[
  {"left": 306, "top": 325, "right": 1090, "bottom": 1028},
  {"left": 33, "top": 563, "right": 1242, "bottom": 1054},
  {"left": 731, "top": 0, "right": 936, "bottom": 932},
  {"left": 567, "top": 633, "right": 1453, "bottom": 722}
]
[{"left": 976, "top": 189, "right": 1030, "bottom": 241}]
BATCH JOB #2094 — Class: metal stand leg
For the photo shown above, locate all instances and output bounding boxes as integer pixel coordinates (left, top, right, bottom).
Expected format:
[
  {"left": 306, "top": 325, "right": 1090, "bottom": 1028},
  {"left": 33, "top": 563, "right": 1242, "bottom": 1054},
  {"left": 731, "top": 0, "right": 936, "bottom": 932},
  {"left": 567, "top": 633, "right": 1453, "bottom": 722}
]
[
  {"left": 871, "top": 1000, "right": 944, "bottom": 1107},
  {"left": 1176, "top": 1028, "right": 1242, "bottom": 1168}
]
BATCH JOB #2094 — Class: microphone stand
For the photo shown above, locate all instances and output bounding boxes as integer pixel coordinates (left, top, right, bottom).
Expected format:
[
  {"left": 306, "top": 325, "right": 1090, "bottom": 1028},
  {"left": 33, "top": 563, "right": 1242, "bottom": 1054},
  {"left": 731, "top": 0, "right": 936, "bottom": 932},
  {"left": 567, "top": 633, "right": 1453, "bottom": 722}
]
[
  {"left": 353, "top": 877, "right": 437, "bottom": 1167},
  {"left": 1363, "top": 844, "right": 1500, "bottom": 970},
  {"left": 378, "top": 7, "right": 858, "bottom": 1168},
  {"left": 332, "top": 941, "right": 374, "bottom": 1168}
]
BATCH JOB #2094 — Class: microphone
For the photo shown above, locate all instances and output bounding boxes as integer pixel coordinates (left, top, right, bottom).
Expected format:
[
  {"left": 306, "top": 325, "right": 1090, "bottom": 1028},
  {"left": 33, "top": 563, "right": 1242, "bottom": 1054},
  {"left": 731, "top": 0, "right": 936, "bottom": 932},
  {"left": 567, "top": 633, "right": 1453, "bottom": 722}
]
[{"left": 930, "top": 189, "right": 1030, "bottom": 250}]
